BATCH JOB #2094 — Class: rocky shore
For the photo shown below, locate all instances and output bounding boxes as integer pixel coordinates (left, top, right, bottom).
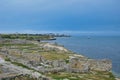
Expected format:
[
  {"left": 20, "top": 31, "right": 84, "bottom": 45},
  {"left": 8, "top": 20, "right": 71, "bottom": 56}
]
[{"left": 0, "top": 39, "right": 115, "bottom": 80}]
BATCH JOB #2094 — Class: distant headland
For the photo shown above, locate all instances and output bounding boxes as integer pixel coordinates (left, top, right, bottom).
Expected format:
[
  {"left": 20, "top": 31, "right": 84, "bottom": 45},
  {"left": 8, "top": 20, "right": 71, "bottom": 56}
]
[{"left": 0, "top": 33, "right": 71, "bottom": 41}]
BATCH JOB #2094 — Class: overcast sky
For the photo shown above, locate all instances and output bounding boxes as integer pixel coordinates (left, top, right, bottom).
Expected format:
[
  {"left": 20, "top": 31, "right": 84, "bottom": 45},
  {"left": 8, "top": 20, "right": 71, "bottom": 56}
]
[{"left": 0, "top": 0, "right": 120, "bottom": 35}]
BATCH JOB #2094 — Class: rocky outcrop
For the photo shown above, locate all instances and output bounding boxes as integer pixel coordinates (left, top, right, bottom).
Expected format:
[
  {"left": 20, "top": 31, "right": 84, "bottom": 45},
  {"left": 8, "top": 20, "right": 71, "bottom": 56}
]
[
  {"left": 0, "top": 74, "right": 50, "bottom": 80},
  {"left": 67, "top": 58, "right": 89, "bottom": 73},
  {"left": 0, "top": 59, "right": 52, "bottom": 80},
  {"left": 34, "top": 58, "right": 112, "bottom": 74},
  {"left": 88, "top": 59, "right": 112, "bottom": 71},
  {"left": 0, "top": 39, "right": 113, "bottom": 80},
  {"left": 66, "top": 57, "right": 112, "bottom": 73},
  {"left": 42, "top": 43, "right": 68, "bottom": 52}
]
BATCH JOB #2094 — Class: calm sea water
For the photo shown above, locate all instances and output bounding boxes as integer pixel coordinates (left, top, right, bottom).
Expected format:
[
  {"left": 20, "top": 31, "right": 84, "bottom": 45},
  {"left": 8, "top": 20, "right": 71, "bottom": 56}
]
[{"left": 49, "top": 36, "right": 120, "bottom": 77}]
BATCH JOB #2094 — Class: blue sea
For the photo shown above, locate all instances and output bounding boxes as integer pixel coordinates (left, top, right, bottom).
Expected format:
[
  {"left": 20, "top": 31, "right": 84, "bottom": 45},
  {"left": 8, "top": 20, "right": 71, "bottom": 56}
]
[{"left": 49, "top": 35, "right": 120, "bottom": 77}]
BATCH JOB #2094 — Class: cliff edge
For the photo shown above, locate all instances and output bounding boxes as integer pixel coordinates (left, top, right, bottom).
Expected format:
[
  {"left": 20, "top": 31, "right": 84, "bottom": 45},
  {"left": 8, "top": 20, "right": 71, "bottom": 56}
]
[{"left": 0, "top": 39, "right": 115, "bottom": 80}]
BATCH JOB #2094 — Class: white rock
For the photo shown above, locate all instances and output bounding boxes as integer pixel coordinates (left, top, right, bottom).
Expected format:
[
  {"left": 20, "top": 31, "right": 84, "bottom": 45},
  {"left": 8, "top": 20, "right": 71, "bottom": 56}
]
[
  {"left": 31, "top": 72, "right": 41, "bottom": 78},
  {"left": 0, "top": 57, "right": 5, "bottom": 63},
  {"left": 63, "top": 78, "right": 69, "bottom": 80}
]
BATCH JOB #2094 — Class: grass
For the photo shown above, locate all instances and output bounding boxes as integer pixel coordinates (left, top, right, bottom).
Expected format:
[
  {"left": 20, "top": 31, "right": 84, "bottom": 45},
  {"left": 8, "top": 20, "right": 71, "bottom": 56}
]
[
  {"left": 5, "top": 57, "right": 11, "bottom": 61},
  {"left": 40, "top": 51, "right": 69, "bottom": 60},
  {"left": 5, "top": 57, "right": 41, "bottom": 73},
  {"left": 46, "top": 71, "right": 116, "bottom": 80},
  {"left": 0, "top": 66, "right": 2, "bottom": 74},
  {"left": 11, "top": 61, "right": 31, "bottom": 69},
  {"left": 65, "top": 59, "right": 69, "bottom": 64},
  {"left": 2, "top": 74, "right": 37, "bottom": 80},
  {"left": 0, "top": 43, "right": 37, "bottom": 48},
  {"left": 1, "top": 39, "right": 70, "bottom": 61},
  {"left": 4, "top": 57, "right": 32, "bottom": 70}
]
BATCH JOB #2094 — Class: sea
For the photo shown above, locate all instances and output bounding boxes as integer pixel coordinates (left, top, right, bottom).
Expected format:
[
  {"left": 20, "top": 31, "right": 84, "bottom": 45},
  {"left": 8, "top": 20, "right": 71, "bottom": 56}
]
[{"left": 47, "top": 35, "right": 120, "bottom": 77}]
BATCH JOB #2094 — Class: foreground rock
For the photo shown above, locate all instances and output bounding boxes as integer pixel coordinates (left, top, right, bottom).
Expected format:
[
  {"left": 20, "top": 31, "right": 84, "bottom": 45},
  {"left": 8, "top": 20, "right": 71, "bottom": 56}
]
[
  {"left": 67, "top": 57, "right": 112, "bottom": 73},
  {"left": 0, "top": 60, "right": 51, "bottom": 80}
]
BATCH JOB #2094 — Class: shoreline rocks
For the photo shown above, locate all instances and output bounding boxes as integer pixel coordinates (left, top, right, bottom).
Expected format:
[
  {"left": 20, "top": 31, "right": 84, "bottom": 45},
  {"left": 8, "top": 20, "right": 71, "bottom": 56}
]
[{"left": 0, "top": 39, "right": 114, "bottom": 80}]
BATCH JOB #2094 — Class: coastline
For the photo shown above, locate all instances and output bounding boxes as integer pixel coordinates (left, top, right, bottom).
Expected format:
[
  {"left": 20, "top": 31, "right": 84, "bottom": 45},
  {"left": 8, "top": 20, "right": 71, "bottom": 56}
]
[
  {"left": 51, "top": 36, "right": 120, "bottom": 78},
  {"left": 0, "top": 37, "right": 116, "bottom": 80}
]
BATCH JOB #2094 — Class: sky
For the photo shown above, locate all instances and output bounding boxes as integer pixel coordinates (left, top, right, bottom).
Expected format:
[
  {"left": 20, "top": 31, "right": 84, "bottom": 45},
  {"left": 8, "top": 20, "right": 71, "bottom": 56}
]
[{"left": 0, "top": 0, "right": 120, "bottom": 35}]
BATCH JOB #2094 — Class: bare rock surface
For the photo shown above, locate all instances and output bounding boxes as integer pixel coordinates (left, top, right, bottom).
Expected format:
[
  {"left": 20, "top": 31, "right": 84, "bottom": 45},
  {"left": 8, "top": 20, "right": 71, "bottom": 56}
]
[{"left": 0, "top": 60, "right": 42, "bottom": 79}]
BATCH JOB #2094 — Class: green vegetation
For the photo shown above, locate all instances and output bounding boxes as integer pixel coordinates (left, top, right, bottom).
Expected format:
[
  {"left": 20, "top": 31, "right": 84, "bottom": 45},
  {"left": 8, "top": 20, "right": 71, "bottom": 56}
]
[
  {"left": 0, "top": 33, "right": 54, "bottom": 40},
  {"left": 65, "top": 59, "right": 69, "bottom": 64},
  {"left": 4, "top": 57, "right": 31, "bottom": 70},
  {"left": 46, "top": 71, "right": 115, "bottom": 80},
  {"left": 5, "top": 57, "right": 11, "bottom": 61},
  {"left": 14, "top": 75, "right": 37, "bottom": 80},
  {"left": 0, "top": 39, "right": 70, "bottom": 60},
  {"left": 0, "top": 43, "right": 36, "bottom": 47},
  {"left": 11, "top": 61, "right": 31, "bottom": 70},
  {"left": 40, "top": 51, "right": 69, "bottom": 60},
  {"left": 0, "top": 33, "right": 70, "bottom": 41},
  {"left": 5, "top": 58, "right": 29, "bottom": 69},
  {"left": 2, "top": 74, "right": 37, "bottom": 80},
  {"left": 0, "top": 66, "right": 2, "bottom": 74}
]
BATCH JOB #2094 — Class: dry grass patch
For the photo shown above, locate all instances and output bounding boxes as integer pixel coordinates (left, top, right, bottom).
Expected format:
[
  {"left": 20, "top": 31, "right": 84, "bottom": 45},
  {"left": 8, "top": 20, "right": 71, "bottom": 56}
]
[{"left": 40, "top": 51, "right": 69, "bottom": 60}]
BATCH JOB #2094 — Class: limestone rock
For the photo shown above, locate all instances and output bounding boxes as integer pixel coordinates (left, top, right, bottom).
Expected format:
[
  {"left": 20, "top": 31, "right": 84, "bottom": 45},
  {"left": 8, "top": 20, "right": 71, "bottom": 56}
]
[{"left": 88, "top": 59, "right": 112, "bottom": 71}]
